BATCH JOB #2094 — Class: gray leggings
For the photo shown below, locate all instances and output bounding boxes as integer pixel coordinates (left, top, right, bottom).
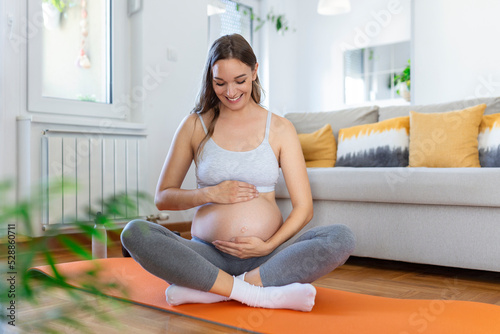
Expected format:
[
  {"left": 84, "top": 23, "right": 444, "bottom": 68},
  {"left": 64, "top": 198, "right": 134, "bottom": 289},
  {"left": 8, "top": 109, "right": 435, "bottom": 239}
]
[{"left": 121, "top": 220, "right": 355, "bottom": 292}]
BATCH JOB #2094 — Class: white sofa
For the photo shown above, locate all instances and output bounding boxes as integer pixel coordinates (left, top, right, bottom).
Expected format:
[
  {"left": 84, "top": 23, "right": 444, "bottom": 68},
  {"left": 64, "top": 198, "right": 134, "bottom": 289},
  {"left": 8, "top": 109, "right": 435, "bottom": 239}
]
[{"left": 275, "top": 97, "right": 500, "bottom": 272}]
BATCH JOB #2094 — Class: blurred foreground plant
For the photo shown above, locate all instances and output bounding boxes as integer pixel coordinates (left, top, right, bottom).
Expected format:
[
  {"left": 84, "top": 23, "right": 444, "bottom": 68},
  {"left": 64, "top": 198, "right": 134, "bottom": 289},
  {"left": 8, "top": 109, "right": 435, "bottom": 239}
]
[{"left": 0, "top": 179, "right": 152, "bottom": 333}]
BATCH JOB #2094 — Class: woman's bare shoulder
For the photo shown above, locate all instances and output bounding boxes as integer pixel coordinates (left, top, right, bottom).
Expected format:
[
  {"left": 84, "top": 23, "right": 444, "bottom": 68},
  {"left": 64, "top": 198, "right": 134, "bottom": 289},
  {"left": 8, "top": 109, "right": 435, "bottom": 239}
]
[
  {"left": 182, "top": 113, "right": 199, "bottom": 127},
  {"left": 169, "top": 113, "right": 207, "bottom": 151},
  {"left": 177, "top": 113, "right": 206, "bottom": 134},
  {"left": 270, "top": 112, "right": 297, "bottom": 137}
]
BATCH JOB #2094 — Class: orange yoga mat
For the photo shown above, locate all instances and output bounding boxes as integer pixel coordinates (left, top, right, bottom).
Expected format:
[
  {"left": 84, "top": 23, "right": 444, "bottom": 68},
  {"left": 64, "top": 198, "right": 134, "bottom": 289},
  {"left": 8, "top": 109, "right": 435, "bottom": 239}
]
[{"left": 29, "top": 258, "right": 500, "bottom": 334}]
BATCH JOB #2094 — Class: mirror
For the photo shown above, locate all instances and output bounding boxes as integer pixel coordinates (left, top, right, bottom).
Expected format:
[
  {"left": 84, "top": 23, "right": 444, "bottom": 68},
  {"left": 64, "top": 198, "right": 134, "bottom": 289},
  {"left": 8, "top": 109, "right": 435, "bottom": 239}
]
[{"left": 344, "top": 41, "right": 411, "bottom": 105}]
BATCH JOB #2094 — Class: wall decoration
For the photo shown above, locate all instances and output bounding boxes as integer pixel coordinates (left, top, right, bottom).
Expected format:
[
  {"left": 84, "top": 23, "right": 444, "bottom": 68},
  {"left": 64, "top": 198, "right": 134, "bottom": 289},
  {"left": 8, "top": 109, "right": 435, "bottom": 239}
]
[{"left": 77, "top": 0, "right": 91, "bottom": 68}]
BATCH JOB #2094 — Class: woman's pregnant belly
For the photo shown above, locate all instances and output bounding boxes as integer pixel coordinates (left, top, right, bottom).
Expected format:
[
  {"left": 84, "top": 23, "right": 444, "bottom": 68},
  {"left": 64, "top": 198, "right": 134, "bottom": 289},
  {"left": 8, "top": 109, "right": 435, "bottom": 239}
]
[{"left": 191, "top": 193, "right": 283, "bottom": 243}]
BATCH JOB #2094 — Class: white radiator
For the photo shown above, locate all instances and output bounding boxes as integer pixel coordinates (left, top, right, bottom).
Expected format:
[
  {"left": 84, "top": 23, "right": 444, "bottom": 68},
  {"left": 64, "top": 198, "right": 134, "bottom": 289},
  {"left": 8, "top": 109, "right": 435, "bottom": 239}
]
[{"left": 40, "top": 129, "right": 148, "bottom": 228}]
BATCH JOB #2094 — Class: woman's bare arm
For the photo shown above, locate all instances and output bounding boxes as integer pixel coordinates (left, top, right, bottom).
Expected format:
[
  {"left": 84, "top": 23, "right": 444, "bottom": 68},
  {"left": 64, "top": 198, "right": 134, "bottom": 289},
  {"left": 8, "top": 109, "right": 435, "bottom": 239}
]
[
  {"left": 264, "top": 115, "right": 313, "bottom": 250},
  {"left": 155, "top": 114, "right": 207, "bottom": 210}
]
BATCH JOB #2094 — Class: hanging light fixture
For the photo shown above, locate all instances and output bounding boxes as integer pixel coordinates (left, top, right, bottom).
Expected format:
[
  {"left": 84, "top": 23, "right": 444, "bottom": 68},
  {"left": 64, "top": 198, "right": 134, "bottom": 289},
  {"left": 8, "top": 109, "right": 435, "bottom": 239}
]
[
  {"left": 207, "top": 0, "right": 226, "bottom": 16},
  {"left": 317, "top": 0, "right": 351, "bottom": 15}
]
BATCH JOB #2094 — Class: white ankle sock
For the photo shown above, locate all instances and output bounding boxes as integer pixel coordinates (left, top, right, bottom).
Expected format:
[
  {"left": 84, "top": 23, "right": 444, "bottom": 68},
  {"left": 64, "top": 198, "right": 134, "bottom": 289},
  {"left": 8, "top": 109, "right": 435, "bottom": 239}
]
[
  {"left": 229, "top": 278, "right": 316, "bottom": 312},
  {"left": 165, "top": 273, "right": 246, "bottom": 306},
  {"left": 166, "top": 285, "right": 229, "bottom": 305}
]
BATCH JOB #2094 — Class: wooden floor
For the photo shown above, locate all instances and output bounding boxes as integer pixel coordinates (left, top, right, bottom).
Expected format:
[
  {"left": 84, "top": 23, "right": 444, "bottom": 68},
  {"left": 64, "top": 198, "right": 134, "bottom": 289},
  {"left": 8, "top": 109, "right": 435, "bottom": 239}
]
[{"left": 19, "top": 239, "right": 500, "bottom": 333}]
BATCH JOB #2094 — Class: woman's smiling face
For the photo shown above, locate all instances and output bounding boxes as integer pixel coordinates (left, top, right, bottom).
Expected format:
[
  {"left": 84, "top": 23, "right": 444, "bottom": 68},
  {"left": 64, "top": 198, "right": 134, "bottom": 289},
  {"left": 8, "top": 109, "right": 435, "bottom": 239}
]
[{"left": 212, "top": 58, "right": 258, "bottom": 111}]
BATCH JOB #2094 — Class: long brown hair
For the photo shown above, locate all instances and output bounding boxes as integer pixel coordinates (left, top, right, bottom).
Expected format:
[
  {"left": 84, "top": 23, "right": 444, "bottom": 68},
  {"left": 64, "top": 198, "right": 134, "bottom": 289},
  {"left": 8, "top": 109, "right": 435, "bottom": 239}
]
[{"left": 192, "top": 34, "right": 264, "bottom": 160}]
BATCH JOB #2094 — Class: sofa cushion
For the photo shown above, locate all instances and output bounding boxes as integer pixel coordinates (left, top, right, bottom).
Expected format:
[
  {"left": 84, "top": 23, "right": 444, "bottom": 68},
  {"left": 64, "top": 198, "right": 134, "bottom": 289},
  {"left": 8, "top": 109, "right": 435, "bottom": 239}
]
[
  {"left": 479, "top": 113, "right": 500, "bottom": 167},
  {"left": 378, "top": 96, "right": 500, "bottom": 121},
  {"left": 409, "top": 104, "right": 486, "bottom": 167},
  {"left": 275, "top": 167, "right": 500, "bottom": 208},
  {"left": 298, "top": 124, "right": 336, "bottom": 167},
  {"left": 336, "top": 116, "right": 409, "bottom": 167},
  {"left": 285, "top": 106, "right": 379, "bottom": 141}
]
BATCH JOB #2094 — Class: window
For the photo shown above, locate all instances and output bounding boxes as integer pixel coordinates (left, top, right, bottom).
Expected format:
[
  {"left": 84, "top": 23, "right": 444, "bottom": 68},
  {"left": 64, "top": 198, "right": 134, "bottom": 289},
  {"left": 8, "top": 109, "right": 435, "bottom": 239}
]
[
  {"left": 41, "top": 0, "right": 110, "bottom": 103},
  {"left": 208, "top": 0, "right": 253, "bottom": 47},
  {"left": 28, "top": 0, "right": 130, "bottom": 119}
]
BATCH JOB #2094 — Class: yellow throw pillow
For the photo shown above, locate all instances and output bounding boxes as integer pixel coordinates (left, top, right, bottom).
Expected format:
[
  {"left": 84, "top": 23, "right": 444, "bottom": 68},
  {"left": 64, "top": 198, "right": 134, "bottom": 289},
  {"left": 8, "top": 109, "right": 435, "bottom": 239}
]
[
  {"left": 409, "top": 104, "right": 486, "bottom": 167},
  {"left": 298, "top": 124, "right": 336, "bottom": 167}
]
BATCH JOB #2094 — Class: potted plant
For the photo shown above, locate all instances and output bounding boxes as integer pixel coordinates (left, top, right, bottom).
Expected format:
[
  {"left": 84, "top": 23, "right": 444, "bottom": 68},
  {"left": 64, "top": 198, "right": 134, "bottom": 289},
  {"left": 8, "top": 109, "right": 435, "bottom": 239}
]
[
  {"left": 393, "top": 59, "right": 411, "bottom": 102},
  {"left": 0, "top": 179, "right": 150, "bottom": 332},
  {"left": 42, "top": 0, "right": 68, "bottom": 30}
]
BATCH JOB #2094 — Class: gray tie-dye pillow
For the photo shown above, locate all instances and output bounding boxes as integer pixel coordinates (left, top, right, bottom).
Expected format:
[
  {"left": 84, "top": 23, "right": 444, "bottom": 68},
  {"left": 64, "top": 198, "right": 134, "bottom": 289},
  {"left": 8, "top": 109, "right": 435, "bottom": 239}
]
[
  {"left": 336, "top": 117, "right": 409, "bottom": 167},
  {"left": 478, "top": 113, "right": 500, "bottom": 167}
]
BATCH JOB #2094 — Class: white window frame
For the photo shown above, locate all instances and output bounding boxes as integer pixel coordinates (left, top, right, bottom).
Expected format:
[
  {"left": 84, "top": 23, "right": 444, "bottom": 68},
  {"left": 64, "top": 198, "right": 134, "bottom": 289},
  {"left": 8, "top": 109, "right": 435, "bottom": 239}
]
[
  {"left": 239, "top": 0, "right": 261, "bottom": 57},
  {"left": 27, "top": 0, "right": 130, "bottom": 119}
]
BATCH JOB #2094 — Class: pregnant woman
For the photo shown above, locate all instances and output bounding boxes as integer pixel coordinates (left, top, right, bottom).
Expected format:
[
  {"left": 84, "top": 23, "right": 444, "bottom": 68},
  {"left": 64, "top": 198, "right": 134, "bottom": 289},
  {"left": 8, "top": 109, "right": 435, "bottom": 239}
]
[{"left": 121, "top": 34, "right": 355, "bottom": 312}]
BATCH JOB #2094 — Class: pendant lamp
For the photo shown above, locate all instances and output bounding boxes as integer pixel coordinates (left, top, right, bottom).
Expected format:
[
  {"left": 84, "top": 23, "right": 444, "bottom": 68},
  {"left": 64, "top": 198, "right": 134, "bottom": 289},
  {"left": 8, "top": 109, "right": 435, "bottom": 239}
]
[
  {"left": 317, "top": 0, "right": 351, "bottom": 15},
  {"left": 208, "top": 0, "right": 226, "bottom": 16}
]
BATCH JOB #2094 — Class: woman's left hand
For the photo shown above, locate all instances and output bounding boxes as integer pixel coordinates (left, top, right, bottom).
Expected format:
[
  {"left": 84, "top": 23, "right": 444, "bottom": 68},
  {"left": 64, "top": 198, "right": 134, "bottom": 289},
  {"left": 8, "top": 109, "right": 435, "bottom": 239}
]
[{"left": 212, "top": 237, "right": 273, "bottom": 259}]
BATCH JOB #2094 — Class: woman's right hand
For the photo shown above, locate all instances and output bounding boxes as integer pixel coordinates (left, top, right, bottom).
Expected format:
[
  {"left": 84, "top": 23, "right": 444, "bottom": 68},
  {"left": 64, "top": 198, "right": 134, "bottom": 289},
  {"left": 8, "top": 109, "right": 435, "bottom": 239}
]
[{"left": 207, "top": 180, "right": 259, "bottom": 204}]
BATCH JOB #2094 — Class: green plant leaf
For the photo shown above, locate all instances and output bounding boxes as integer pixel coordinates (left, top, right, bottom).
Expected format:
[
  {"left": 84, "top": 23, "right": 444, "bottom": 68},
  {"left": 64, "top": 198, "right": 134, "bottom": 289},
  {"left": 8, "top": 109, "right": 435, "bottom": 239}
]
[
  {"left": 59, "top": 315, "right": 91, "bottom": 334},
  {"left": 392, "top": 59, "right": 411, "bottom": 91},
  {"left": 76, "top": 221, "right": 97, "bottom": 235},
  {"left": 276, "top": 16, "right": 283, "bottom": 32},
  {"left": 52, "top": 0, "right": 67, "bottom": 12},
  {"left": 44, "top": 251, "right": 66, "bottom": 283},
  {"left": 0, "top": 179, "right": 146, "bottom": 331},
  {"left": 57, "top": 235, "right": 93, "bottom": 260}
]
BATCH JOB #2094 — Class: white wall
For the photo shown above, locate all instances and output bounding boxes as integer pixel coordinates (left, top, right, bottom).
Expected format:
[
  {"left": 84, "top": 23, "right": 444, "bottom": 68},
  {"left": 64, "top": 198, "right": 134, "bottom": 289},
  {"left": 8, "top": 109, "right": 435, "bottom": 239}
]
[
  {"left": 260, "top": 0, "right": 300, "bottom": 113},
  {"left": 264, "top": 0, "right": 411, "bottom": 115},
  {"left": 1, "top": 0, "right": 24, "bottom": 183},
  {"left": 412, "top": 0, "right": 500, "bottom": 104},
  {"left": 0, "top": 1, "right": 5, "bottom": 180},
  {"left": 138, "top": 0, "right": 208, "bottom": 221}
]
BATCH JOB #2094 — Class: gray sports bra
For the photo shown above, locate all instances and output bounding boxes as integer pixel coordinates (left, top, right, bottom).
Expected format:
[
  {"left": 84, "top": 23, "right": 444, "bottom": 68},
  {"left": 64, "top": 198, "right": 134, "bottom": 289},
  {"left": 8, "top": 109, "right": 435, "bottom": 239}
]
[{"left": 196, "top": 110, "right": 279, "bottom": 193}]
